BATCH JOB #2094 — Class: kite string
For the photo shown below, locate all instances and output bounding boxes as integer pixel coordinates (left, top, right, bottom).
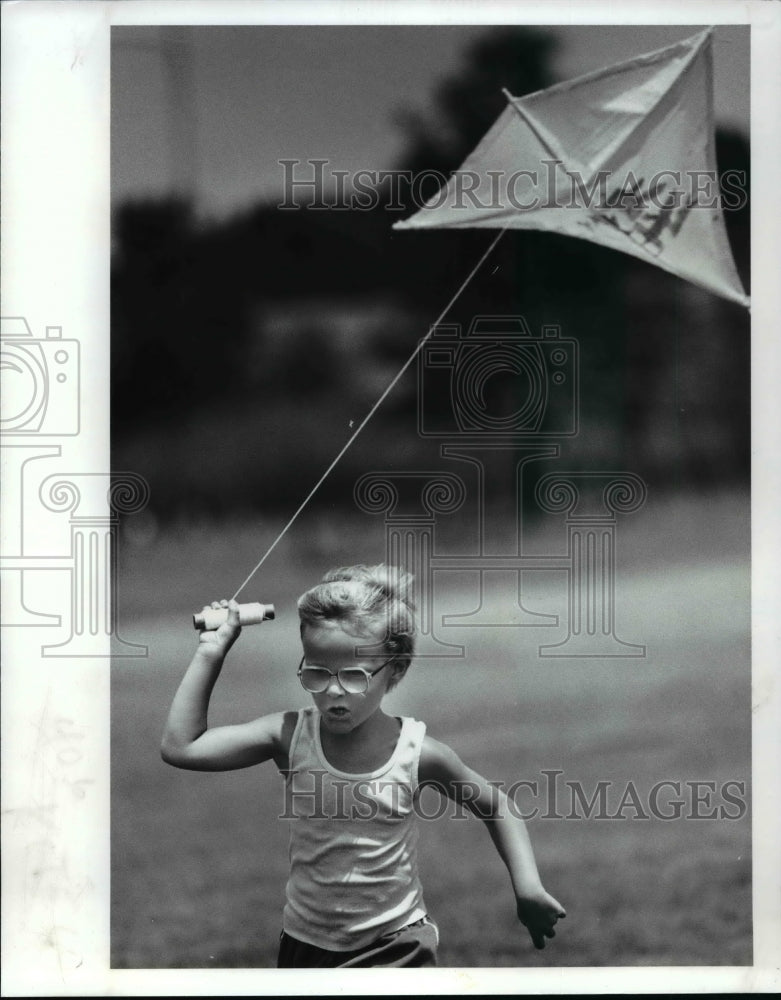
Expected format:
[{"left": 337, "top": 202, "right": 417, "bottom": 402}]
[{"left": 231, "top": 226, "right": 507, "bottom": 600}]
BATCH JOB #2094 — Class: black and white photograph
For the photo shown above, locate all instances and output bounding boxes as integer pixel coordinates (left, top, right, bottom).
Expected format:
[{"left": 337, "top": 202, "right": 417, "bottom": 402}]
[{"left": 1, "top": 1, "right": 779, "bottom": 995}]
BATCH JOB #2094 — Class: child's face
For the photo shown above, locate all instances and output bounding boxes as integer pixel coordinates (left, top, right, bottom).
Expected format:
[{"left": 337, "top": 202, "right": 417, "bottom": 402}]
[{"left": 300, "top": 622, "right": 399, "bottom": 734}]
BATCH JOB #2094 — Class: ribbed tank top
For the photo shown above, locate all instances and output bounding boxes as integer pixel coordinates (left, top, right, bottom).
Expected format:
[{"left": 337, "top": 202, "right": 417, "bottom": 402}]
[{"left": 281, "top": 707, "right": 428, "bottom": 950}]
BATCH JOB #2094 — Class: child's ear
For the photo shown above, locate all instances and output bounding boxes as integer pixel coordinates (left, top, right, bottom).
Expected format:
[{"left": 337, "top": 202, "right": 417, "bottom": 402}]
[{"left": 388, "top": 659, "right": 409, "bottom": 690}]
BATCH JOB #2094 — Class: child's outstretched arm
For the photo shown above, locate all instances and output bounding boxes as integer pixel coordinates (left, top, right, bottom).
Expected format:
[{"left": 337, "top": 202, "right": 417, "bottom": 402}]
[
  {"left": 161, "top": 599, "right": 291, "bottom": 771},
  {"left": 419, "top": 737, "right": 566, "bottom": 950}
]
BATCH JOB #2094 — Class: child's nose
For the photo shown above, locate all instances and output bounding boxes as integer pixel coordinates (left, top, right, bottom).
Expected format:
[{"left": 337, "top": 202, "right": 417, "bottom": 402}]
[{"left": 325, "top": 674, "right": 345, "bottom": 697}]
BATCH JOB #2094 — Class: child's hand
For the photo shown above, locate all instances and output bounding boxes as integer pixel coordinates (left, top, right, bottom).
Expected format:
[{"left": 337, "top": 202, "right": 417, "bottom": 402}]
[
  {"left": 516, "top": 887, "right": 566, "bottom": 950},
  {"left": 197, "top": 599, "right": 242, "bottom": 658}
]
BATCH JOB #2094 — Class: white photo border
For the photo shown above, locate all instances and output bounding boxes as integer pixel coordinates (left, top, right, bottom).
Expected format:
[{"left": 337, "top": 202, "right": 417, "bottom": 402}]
[{"left": 1, "top": 1, "right": 779, "bottom": 995}]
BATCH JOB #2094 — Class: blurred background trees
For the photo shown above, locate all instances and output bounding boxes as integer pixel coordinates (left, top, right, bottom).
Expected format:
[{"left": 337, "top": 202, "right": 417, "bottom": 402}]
[{"left": 111, "top": 27, "right": 750, "bottom": 520}]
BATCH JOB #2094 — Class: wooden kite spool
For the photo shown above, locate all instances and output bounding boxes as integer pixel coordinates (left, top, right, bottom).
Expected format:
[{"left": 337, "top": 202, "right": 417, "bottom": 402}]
[{"left": 193, "top": 602, "right": 275, "bottom": 631}]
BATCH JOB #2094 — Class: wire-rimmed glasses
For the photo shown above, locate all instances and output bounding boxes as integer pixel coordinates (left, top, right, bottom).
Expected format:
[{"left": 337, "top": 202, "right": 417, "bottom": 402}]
[{"left": 297, "top": 655, "right": 395, "bottom": 695}]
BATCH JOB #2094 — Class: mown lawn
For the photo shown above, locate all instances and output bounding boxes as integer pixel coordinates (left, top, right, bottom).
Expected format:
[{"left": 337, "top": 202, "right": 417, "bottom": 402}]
[{"left": 111, "top": 490, "right": 751, "bottom": 968}]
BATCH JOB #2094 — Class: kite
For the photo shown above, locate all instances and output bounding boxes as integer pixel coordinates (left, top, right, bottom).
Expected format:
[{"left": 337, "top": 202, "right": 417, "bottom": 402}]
[
  {"left": 226, "top": 27, "right": 749, "bottom": 603},
  {"left": 394, "top": 28, "right": 749, "bottom": 309}
]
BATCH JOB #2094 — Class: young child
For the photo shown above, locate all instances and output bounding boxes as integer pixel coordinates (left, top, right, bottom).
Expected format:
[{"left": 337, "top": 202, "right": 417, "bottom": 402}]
[{"left": 161, "top": 564, "right": 565, "bottom": 967}]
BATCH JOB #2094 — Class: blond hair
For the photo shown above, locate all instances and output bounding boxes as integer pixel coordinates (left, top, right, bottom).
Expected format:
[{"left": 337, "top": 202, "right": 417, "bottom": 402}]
[{"left": 297, "top": 565, "right": 416, "bottom": 676}]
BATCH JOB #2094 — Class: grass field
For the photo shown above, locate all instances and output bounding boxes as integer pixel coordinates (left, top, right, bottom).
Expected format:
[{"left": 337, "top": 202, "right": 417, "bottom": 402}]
[{"left": 111, "top": 489, "right": 751, "bottom": 968}]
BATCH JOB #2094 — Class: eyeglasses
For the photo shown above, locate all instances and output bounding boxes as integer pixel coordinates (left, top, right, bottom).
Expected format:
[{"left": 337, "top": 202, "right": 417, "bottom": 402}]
[{"left": 297, "top": 654, "right": 395, "bottom": 695}]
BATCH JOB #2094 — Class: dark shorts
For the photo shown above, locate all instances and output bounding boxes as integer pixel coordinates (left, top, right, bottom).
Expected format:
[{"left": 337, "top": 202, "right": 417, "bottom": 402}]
[{"left": 277, "top": 916, "right": 439, "bottom": 968}]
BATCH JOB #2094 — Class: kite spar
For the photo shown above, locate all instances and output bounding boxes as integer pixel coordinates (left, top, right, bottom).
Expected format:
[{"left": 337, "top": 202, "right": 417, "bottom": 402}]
[{"left": 393, "top": 27, "right": 749, "bottom": 309}]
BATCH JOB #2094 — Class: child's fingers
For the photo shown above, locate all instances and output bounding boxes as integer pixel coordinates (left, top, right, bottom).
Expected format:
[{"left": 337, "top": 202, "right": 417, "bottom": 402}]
[
  {"left": 215, "top": 600, "right": 241, "bottom": 639},
  {"left": 528, "top": 920, "right": 557, "bottom": 949},
  {"left": 519, "top": 895, "right": 564, "bottom": 951},
  {"left": 544, "top": 892, "right": 566, "bottom": 919},
  {"left": 207, "top": 599, "right": 237, "bottom": 617},
  {"left": 197, "top": 600, "right": 241, "bottom": 639}
]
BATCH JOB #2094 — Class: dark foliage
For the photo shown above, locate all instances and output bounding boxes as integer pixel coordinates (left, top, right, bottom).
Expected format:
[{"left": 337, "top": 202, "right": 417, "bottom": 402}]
[{"left": 111, "top": 28, "right": 750, "bottom": 515}]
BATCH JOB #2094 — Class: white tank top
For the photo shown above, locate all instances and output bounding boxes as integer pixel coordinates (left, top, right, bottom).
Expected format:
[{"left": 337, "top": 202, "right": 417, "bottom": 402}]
[{"left": 281, "top": 707, "right": 428, "bottom": 950}]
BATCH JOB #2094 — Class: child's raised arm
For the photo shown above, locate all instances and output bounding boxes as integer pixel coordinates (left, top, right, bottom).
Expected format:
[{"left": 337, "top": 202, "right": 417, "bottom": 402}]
[
  {"left": 161, "top": 599, "right": 292, "bottom": 772},
  {"left": 419, "top": 736, "right": 566, "bottom": 950}
]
